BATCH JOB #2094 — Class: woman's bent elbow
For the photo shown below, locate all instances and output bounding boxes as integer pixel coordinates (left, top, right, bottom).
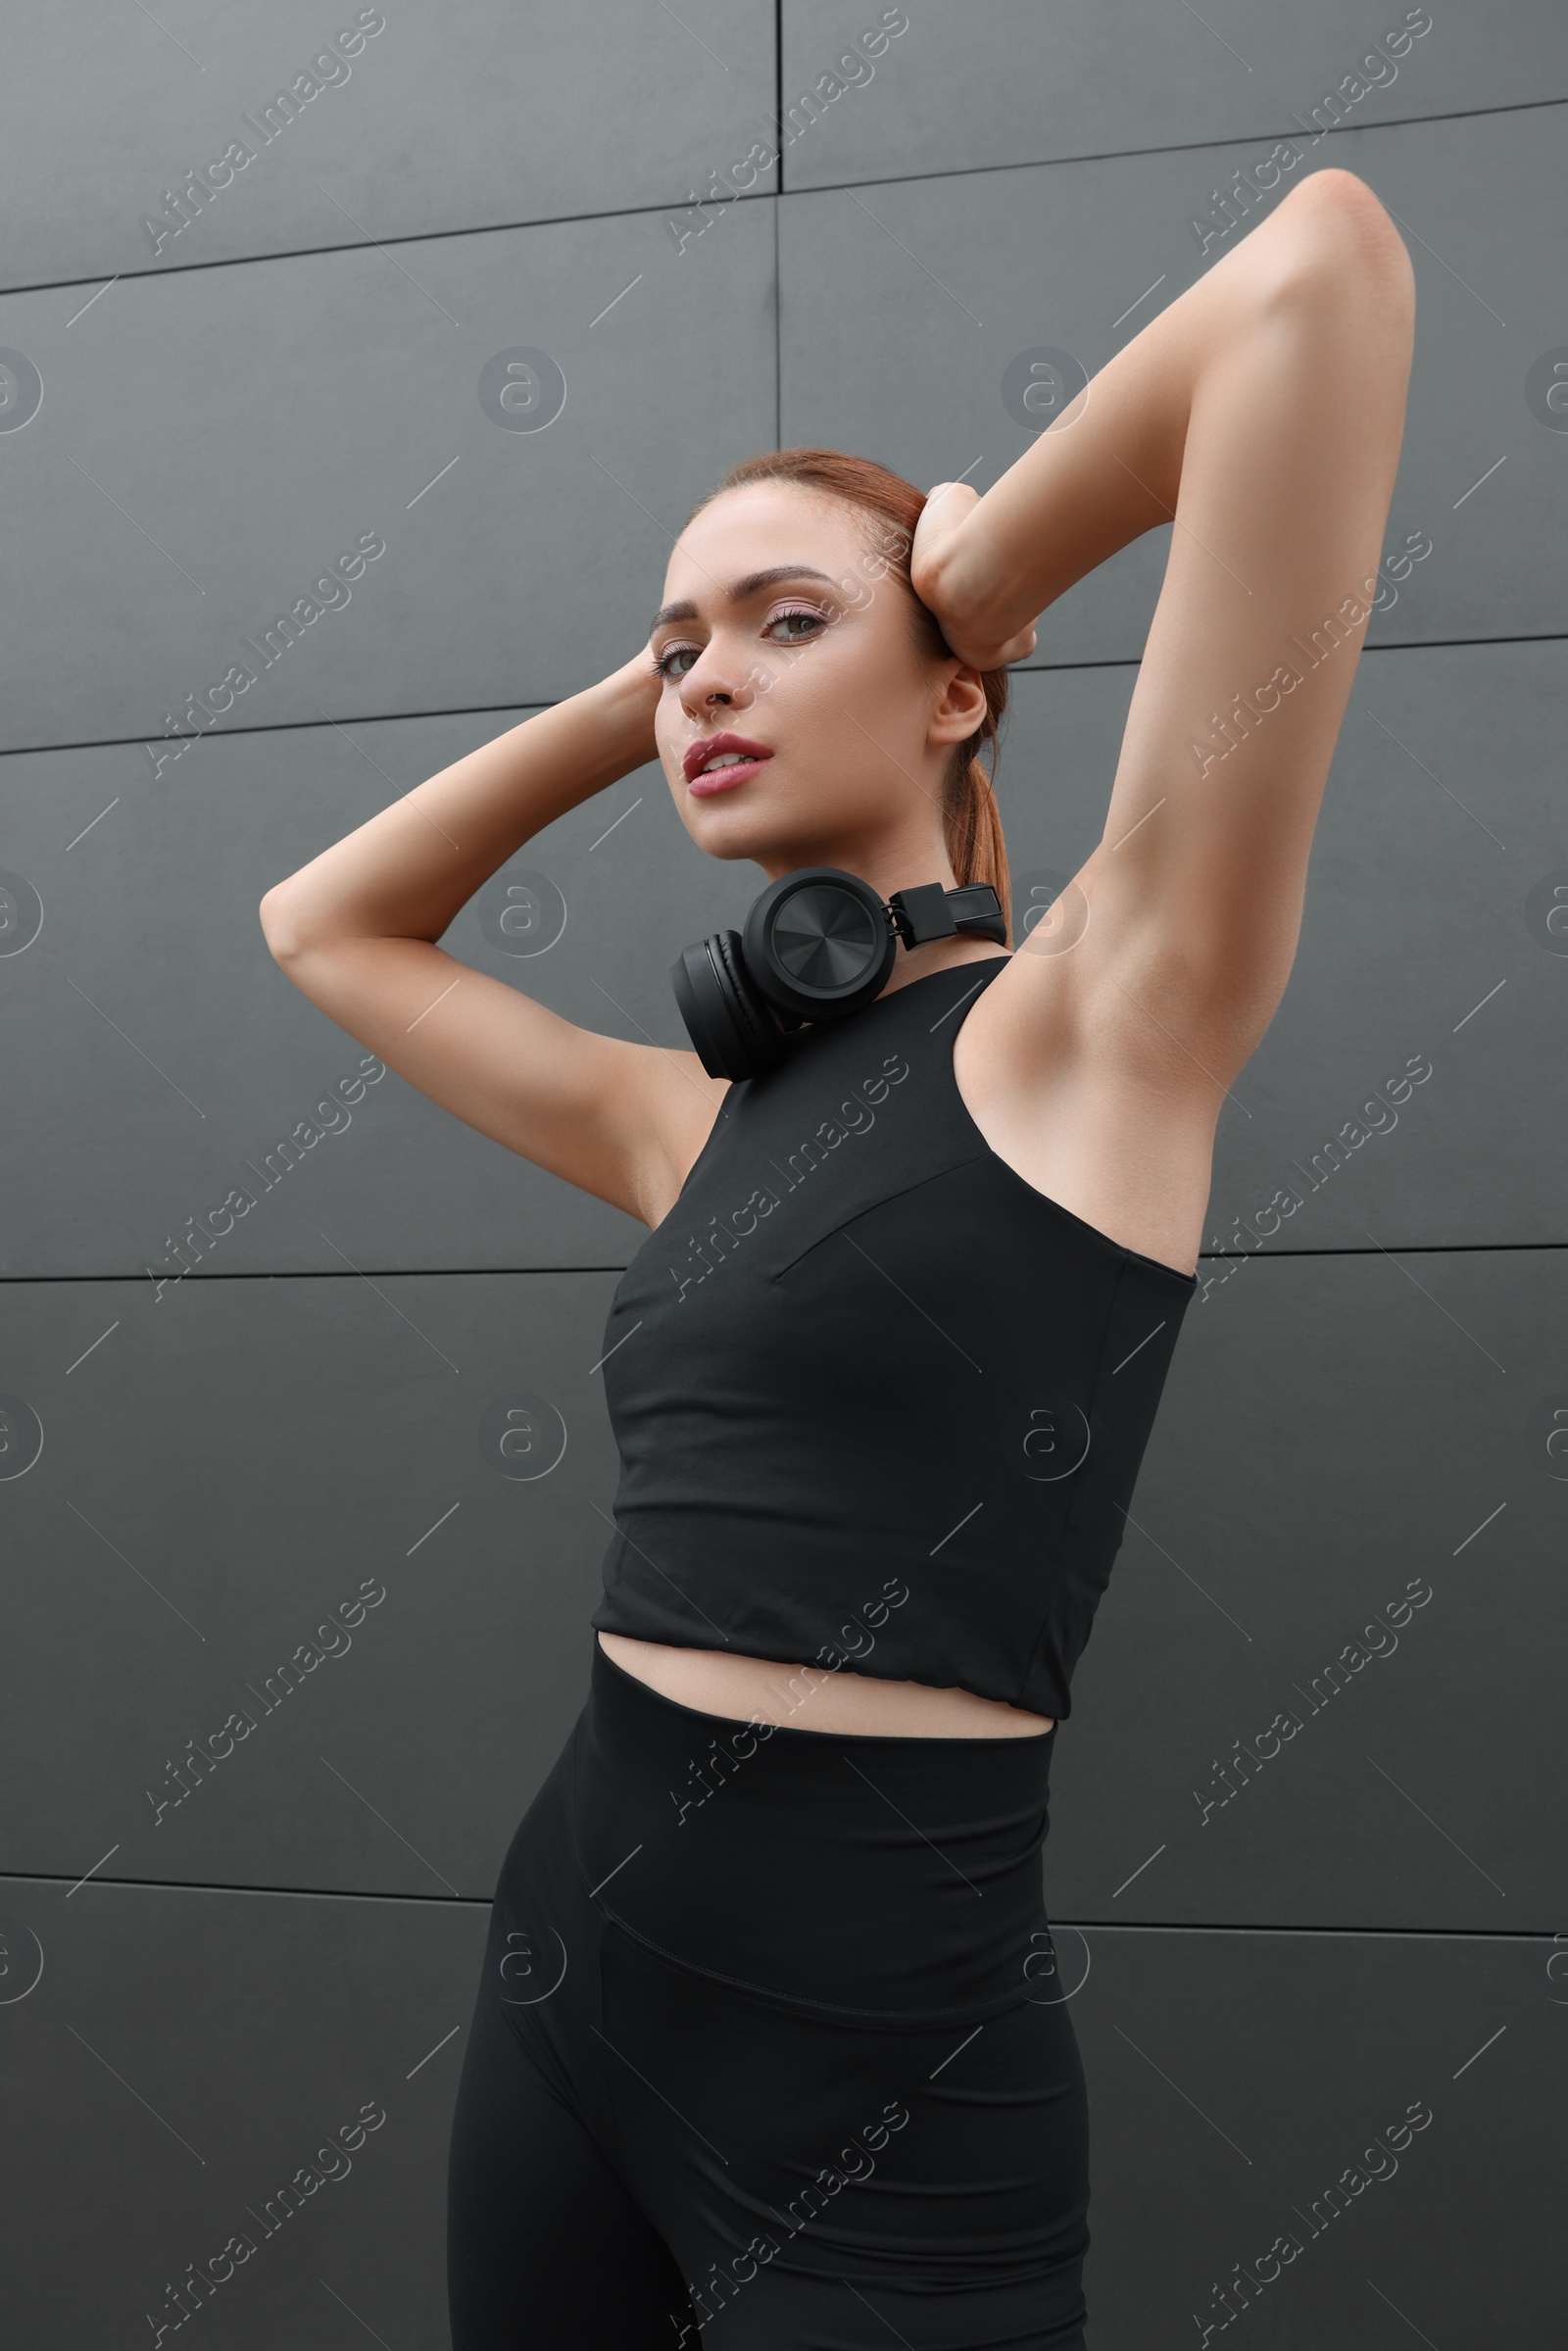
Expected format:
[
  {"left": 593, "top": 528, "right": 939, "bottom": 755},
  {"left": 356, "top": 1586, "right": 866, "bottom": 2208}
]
[
  {"left": 259, "top": 885, "right": 305, "bottom": 961},
  {"left": 1264, "top": 169, "right": 1415, "bottom": 318}
]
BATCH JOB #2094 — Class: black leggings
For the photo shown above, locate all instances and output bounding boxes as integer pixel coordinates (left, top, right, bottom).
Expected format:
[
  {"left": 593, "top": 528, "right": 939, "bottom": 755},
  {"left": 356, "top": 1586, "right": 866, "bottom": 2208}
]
[{"left": 447, "top": 1636, "right": 1090, "bottom": 2348}]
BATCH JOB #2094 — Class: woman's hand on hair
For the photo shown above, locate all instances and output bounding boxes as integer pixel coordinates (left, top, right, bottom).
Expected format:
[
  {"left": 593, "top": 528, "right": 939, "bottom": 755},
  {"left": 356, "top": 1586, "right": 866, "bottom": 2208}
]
[
  {"left": 909, "top": 482, "right": 1039, "bottom": 670},
  {"left": 595, "top": 643, "right": 664, "bottom": 765}
]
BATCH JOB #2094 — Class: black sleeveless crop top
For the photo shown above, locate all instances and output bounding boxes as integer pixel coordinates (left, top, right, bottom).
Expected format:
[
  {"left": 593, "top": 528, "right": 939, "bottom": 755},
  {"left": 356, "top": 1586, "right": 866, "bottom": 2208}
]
[{"left": 589, "top": 955, "right": 1198, "bottom": 1722}]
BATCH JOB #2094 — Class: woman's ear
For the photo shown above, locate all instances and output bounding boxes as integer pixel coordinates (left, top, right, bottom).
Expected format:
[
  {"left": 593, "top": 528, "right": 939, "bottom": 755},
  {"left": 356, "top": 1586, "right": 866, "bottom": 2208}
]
[{"left": 930, "top": 661, "right": 988, "bottom": 744}]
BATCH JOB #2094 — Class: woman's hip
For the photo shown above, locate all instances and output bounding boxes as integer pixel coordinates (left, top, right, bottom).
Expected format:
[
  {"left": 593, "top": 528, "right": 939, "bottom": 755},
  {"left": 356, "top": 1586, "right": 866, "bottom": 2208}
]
[
  {"left": 465, "top": 1641, "right": 1091, "bottom": 2337},
  {"left": 564, "top": 1628, "right": 1060, "bottom": 2026}
]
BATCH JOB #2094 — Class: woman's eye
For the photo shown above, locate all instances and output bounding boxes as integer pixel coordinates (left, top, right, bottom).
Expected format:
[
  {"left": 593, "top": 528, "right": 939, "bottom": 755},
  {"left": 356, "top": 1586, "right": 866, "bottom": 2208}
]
[
  {"left": 765, "top": 605, "right": 828, "bottom": 645},
  {"left": 653, "top": 605, "right": 828, "bottom": 682}
]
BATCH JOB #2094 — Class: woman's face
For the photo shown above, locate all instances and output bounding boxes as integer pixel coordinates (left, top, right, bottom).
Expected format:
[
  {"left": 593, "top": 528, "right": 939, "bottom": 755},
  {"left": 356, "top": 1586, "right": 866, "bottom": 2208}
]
[{"left": 649, "top": 481, "right": 984, "bottom": 880}]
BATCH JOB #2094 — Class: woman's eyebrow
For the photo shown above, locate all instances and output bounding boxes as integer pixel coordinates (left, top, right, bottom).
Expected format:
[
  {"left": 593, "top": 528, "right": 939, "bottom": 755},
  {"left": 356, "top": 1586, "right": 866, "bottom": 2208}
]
[{"left": 647, "top": 564, "right": 837, "bottom": 639}]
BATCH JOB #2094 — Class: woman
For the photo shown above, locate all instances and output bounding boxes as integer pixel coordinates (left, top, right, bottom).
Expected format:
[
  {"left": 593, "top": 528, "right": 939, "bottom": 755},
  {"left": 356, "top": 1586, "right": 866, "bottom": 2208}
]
[{"left": 262, "top": 168, "right": 1412, "bottom": 2347}]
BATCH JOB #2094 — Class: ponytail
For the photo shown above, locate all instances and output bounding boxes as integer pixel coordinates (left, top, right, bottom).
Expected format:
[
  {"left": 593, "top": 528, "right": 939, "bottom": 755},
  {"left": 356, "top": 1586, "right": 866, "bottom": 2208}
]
[
  {"left": 941, "top": 691, "right": 1010, "bottom": 937},
  {"left": 682, "top": 446, "right": 1015, "bottom": 948}
]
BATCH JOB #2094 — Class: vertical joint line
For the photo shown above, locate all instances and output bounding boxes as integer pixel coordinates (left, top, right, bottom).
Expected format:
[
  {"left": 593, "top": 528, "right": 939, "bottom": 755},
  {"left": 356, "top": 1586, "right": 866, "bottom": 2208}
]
[{"left": 772, "top": 0, "right": 783, "bottom": 446}]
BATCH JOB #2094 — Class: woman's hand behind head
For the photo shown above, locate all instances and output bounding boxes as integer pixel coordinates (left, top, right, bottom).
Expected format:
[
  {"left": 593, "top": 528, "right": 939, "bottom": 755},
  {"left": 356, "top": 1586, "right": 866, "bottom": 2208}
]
[{"left": 910, "top": 480, "right": 1040, "bottom": 671}]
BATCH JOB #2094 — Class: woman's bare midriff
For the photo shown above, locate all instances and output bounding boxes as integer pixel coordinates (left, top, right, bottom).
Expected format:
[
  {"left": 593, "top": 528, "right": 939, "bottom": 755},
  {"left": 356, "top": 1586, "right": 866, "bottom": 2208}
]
[{"left": 596, "top": 1631, "right": 1055, "bottom": 1739}]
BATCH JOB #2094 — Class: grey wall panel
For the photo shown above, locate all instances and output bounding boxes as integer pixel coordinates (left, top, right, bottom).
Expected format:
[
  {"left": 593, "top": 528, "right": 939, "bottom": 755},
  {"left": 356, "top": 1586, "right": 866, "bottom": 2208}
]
[
  {"left": 1048, "top": 1247, "right": 1564, "bottom": 1933},
  {"left": 3, "top": 1271, "right": 623, "bottom": 1897},
  {"left": 783, "top": 1, "right": 1568, "bottom": 186},
  {"left": 996, "top": 641, "right": 1568, "bottom": 1252},
  {"left": 2, "top": 1886, "right": 1555, "bottom": 2344},
  {"left": 1, "top": 639, "right": 1558, "bottom": 1281},
  {"left": 0, "top": 1, "right": 779, "bottom": 290},
  {"left": 1071, "top": 1925, "right": 1560, "bottom": 2346},
  {"left": 0, "top": 707, "right": 758, "bottom": 1280},
  {"left": 778, "top": 104, "right": 1568, "bottom": 661},
  {"left": 0, "top": 196, "right": 776, "bottom": 755},
  {"left": 0, "top": 1872, "right": 478, "bottom": 2347}
]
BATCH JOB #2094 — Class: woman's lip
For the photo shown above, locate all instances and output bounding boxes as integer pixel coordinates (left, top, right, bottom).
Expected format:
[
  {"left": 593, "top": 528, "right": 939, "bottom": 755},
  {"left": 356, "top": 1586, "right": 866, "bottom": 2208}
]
[
  {"left": 682, "top": 732, "right": 772, "bottom": 783},
  {"left": 687, "top": 755, "right": 771, "bottom": 797}
]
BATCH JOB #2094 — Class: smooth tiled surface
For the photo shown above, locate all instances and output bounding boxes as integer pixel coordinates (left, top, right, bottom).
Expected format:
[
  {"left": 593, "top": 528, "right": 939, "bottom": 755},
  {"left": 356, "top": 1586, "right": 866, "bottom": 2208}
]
[
  {"left": 2, "top": 1272, "right": 622, "bottom": 1896},
  {"left": 0, "top": 1, "right": 779, "bottom": 289},
  {"left": 0, "top": 705, "right": 710, "bottom": 1281},
  {"left": 1049, "top": 1247, "right": 1562, "bottom": 1931},
  {"left": 1071, "top": 1924, "right": 1559, "bottom": 2346},
  {"left": 782, "top": 1, "right": 1568, "bottom": 185},
  {"left": 1, "top": 639, "right": 1560, "bottom": 1278},
  {"left": 779, "top": 104, "right": 1568, "bottom": 658},
  {"left": 0, "top": 1871, "right": 481, "bottom": 2348},
  {"left": 0, "top": 197, "right": 776, "bottom": 754}
]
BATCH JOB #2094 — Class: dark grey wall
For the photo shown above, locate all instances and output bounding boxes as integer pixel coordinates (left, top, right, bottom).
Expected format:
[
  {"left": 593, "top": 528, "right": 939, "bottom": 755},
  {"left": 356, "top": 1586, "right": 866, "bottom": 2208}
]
[{"left": 2, "top": 6, "right": 1563, "bottom": 2344}]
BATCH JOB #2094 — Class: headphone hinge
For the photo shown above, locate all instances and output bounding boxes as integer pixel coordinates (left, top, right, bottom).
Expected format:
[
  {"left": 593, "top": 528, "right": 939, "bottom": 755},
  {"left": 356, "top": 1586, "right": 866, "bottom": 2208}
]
[
  {"left": 887, "top": 882, "right": 957, "bottom": 949},
  {"left": 889, "top": 881, "right": 1006, "bottom": 949}
]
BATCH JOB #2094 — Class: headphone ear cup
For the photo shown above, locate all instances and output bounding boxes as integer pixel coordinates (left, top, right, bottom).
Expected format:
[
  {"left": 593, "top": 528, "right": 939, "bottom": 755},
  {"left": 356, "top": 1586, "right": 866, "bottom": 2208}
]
[
  {"left": 669, "top": 931, "right": 788, "bottom": 1083},
  {"left": 745, "top": 866, "right": 896, "bottom": 1023},
  {"left": 710, "top": 928, "right": 789, "bottom": 1079}
]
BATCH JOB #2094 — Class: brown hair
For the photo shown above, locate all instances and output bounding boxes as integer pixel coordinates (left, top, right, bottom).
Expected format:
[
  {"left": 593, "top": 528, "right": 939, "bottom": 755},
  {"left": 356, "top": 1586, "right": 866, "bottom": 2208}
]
[{"left": 679, "top": 447, "right": 1012, "bottom": 943}]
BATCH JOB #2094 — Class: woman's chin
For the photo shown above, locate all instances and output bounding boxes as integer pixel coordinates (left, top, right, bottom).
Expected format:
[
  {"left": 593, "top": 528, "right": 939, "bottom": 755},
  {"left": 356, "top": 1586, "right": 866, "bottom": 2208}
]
[{"left": 685, "top": 801, "right": 783, "bottom": 857}]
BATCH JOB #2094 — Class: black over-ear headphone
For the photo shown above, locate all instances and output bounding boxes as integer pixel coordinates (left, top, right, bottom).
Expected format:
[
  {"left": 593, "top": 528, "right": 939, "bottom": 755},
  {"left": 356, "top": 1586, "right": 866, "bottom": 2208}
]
[{"left": 670, "top": 866, "right": 1007, "bottom": 1081}]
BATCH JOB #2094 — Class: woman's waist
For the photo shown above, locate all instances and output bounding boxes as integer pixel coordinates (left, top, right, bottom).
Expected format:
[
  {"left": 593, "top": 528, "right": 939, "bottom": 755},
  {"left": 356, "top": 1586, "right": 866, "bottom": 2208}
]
[
  {"left": 595, "top": 1630, "right": 1056, "bottom": 1739},
  {"left": 572, "top": 1632, "right": 1057, "bottom": 2021}
]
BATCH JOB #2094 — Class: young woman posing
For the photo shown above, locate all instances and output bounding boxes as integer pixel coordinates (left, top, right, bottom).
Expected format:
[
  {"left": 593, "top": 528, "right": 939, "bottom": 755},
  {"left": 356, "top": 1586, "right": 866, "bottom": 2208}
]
[{"left": 263, "top": 166, "right": 1412, "bottom": 2350}]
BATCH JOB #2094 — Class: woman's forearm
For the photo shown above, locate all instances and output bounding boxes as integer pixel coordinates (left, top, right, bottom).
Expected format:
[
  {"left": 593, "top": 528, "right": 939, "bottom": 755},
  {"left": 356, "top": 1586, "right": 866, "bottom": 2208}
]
[
  {"left": 259, "top": 652, "right": 661, "bottom": 955},
  {"left": 913, "top": 172, "right": 1396, "bottom": 648}
]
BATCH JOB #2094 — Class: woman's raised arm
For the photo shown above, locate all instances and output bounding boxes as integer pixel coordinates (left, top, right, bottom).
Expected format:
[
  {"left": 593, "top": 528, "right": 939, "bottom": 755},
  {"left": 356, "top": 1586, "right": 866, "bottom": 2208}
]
[
  {"left": 911, "top": 167, "right": 1416, "bottom": 1104},
  {"left": 258, "top": 651, "right": 729, "bottom": 1226}
]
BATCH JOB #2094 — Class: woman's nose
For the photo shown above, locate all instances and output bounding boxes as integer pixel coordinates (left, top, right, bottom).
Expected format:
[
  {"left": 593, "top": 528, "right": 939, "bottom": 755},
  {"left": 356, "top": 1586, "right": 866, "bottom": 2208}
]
[{"left": 680, "top": 658, "right": 751, "bottom": 713}]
